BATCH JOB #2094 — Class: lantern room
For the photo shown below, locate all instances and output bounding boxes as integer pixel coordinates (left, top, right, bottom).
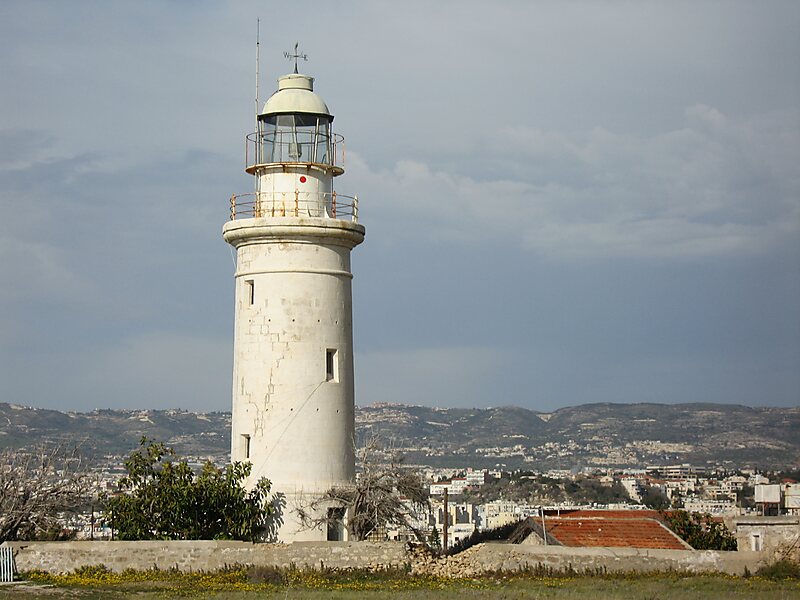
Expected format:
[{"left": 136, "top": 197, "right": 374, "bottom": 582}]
[
  {"left": 249, "top": 73, "right": 343, "bottom": 173},
  {"left": 235, "top": 71, "right": 354, "bottom": 221}
]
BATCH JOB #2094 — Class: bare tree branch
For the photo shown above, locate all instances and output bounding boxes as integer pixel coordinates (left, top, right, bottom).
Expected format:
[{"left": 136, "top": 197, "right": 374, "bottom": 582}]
[
  {"left": 0, "top": 444, "right": 89, "bottom": 541},
  {"left": 297, "top": 436, "right": 431, "bottom": 542}
]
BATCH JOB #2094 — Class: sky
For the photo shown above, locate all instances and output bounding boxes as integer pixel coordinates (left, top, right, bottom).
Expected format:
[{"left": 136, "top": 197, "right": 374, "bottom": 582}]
[{"left": 1, "top": 1, "right": 798, "bottom": 413}]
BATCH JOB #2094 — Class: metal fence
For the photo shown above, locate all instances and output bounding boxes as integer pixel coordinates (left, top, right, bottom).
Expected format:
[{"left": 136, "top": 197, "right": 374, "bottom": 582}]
[
  {"left": 0, "top": 546, "right": 13, "bottom": 582},
  {"left": 229, "top": 191, "right": 358, "bottom": 222}
]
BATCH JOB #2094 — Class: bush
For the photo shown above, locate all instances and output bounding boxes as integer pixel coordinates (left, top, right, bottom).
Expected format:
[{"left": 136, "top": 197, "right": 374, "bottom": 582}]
[
  {"left": 756, "top": 558, "right": 800, "bottom": 580},
  {"left": 246, "top": 565, "right": 287, "bottom": 584},
  {"left": 105, "top": 438, "right": 272, "bottom": 541},
  {"left": 661, "top": 510, "right": 737, "bottom": 550}
]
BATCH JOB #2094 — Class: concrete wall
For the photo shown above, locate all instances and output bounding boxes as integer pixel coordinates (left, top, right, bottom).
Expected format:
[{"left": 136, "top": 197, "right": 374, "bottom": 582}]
[{"left": 2, "top": 540, "right": 767, "bottom": 577}]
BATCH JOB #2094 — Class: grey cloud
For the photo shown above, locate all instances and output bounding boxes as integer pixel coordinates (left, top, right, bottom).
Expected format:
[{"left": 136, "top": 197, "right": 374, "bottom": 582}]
[
  {"left": 1, "top": 1, "right": 798, "bottom": 412},
  {"left": 349, "top": 104, "right": 799, "bottom": 261}
]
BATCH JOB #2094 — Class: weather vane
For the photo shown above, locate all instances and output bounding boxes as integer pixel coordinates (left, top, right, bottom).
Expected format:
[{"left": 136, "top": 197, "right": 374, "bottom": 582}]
[{"left": 283, "top": 43, "right": 308, "bottom": 74}]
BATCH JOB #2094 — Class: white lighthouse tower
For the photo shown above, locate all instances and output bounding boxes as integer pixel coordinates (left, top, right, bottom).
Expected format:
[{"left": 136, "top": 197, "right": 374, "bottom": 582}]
[{"left": 223, "top": 59, "right": 364, "bottom": 542}]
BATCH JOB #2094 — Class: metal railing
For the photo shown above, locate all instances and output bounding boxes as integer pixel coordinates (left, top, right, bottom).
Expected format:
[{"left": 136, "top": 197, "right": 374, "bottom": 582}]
[
  {"left": 245, "top": 131, "right": 345, "bottom": 170},
  {"left": 229, "top": 191, "right": 358, "bottom": 222},
  {"left": 0, "top": 546, "right": 13, "bottom": 582}
]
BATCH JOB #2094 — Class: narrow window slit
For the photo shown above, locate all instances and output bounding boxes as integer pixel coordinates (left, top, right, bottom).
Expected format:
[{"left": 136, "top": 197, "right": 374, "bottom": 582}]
[
  {"left": 241, "top": 434, "right": 251, "bottom": 460},
  {"left": 326, "top": 349, "right": 338, "bottom": 382}
]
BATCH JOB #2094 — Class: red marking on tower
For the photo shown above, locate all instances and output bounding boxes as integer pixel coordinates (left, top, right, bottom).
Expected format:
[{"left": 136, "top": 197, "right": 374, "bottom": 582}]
[{"left": 299, "top": 176, "right": 307, "bottom": 183}]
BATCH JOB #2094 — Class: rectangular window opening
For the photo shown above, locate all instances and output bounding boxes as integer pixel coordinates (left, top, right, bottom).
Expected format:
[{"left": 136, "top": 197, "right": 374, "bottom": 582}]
[
  {"left": 244, "top": 280, "right": 254, "bottom": 305},
  {"left": 751, "top": 533, "right": 762, "bottom": 552},
  {"left": 326, "top": 349, "right": 338, "bottom": 382},
  {"left": 241, "top": 434, "right": 251, "bottom": 460}
]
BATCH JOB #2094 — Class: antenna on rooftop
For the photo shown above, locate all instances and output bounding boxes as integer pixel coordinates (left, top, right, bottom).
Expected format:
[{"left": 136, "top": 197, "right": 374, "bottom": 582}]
[{"left": 284, "top": 42, "right": 307, "bottom": 74}]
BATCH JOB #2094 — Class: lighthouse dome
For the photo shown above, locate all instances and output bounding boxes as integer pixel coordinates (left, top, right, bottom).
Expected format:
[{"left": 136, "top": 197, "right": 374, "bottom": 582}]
[{"left": 261, "top": 73, "right": 331, "bottom": 118}]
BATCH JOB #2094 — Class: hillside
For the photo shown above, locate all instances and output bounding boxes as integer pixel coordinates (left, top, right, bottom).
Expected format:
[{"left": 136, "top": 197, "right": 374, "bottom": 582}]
[
  {"left": 0, "top": 404, "right": 230, "bottom": 458},
  {"left": 0, "top": 402, "right": 797, "bottom": 470}
]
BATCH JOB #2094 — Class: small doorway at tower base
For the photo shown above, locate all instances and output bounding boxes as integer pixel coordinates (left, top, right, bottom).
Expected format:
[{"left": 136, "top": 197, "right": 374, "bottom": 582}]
[{"left": 326, "top": 507, "right": 346, "bottom": 541}]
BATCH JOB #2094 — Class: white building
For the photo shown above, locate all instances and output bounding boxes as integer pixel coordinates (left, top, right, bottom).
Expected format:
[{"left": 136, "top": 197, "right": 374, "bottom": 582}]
[
  {"left": 466, "top": 469, "right": 488, "bottom": 487},
  {"left": 448, "top": 478, "right": 469, "bottom": 494},
  {"left": 429, "top": 482, "right": 449, "bottom": 496},
  {"left": 479, "top": 500, "right": 521, "bottom": 530},
  {"left": 429, "top": 477, "right": 469, "bottom": 496},
  {"left": 620, "top": 477, "right": 644, "bottom": 503},
  {"left": 683, "top": 497, "right": 738, "bottom": 515},
  {"left": 224, "top": 66, "right": 365, "bottom": 542}
]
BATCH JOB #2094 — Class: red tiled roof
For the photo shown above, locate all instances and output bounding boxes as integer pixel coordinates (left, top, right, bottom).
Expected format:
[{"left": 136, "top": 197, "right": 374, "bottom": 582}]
[
  {"left": 534, "top": 517, "right": 689, "bottom": 550},
  {"left": 553, "top": 509, "right": 666, "bottom": 522}
]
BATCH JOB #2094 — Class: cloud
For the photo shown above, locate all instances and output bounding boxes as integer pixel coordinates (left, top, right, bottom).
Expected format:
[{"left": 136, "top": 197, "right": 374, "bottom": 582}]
[
  {"left": 349, "top": 106, "right": 800, "bottom": 261},
  {"left": 1, "top": 1, "right": 798, "bottom": 413}
]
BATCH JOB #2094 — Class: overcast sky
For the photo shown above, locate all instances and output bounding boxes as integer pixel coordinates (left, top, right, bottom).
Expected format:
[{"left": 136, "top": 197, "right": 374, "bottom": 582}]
[{"left": 1, "top": 1, "right": 798, "bottom": 413}]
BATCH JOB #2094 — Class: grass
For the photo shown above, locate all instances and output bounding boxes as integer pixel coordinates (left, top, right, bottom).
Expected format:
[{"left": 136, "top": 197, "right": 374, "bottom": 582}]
[{"left": 1, "top": 564, "right": 798, "bottom": 599}]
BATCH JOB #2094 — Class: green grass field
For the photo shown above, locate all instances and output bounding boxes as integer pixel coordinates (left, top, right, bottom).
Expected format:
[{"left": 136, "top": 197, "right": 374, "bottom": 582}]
[{"left": 2, "top": 567, "right": 799, "bottom": 600}]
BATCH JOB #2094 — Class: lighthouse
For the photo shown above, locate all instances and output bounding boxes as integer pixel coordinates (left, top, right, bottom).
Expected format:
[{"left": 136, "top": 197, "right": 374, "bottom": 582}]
[{"left": 223, "top": 63, "right": 365, "bottom": 542}]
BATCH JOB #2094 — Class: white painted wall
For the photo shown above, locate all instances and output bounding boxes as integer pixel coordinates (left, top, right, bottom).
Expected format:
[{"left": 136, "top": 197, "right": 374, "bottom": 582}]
[{"left": 223, "top": 217, "right": 364, "bottom": 541}]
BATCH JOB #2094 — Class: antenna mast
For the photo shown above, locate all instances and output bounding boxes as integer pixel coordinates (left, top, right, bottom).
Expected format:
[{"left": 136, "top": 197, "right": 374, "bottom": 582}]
[
  {"left": 254, "top": 19, "right": 262, "bottom": 193},
  {"left": 255, "top": 18, "right": 260, "bottom": 125}
]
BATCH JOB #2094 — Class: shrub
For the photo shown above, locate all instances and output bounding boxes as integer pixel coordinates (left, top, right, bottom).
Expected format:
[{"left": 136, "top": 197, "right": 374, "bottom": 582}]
[
  {"left": 246, "top": 565, "right": 287, "bottom": 584},
  {"left": 756, "top": 558, "right": 800, "bottom": 580},
  {"left": 661, "top": 510, "right": 737, "bottom": 550},
  {"left": 105, "top": 438, "right": 272, "bottom": 541}
]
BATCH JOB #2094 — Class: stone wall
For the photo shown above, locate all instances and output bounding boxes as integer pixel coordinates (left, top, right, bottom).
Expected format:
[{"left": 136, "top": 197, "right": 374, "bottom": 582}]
[
  {"left": 733, "top": 516, "right": 800, "bottom": 560},
  {"left": 2, "top": 541, "right": 406, "bottom": 574},
  {"left": 411, "top": 543, "right": 763, "bottom": 577},
  {"left": 2, "top": 540, "right": 766, "bottom": 577}
]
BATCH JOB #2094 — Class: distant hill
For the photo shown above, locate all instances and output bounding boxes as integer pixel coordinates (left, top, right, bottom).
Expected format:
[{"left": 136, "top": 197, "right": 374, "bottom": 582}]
[
  {"left": 1, "top": 402, "right": 797, "bottom": 470},
  {"left": 0, "top": 404, "right": 230, "bottom": 458}
]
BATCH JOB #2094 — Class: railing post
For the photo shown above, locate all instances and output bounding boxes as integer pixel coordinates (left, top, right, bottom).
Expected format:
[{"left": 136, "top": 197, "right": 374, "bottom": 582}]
[
  {"left": 0, "top": 546, "right": 13, "bottom": 583},
  {"left": 230, "top": 195, "right": 236, "bottom": 220},
  {"left": 332, "top": 191, "right": 337, "bottom": 219},
  {"left": 353, "top": 195, "right": 358, "bottom": 222}
]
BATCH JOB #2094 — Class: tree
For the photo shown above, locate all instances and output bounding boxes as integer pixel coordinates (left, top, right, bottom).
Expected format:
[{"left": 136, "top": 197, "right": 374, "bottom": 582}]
[
  {"left": 736, "top": 485, "right": 755, "bottom": 509},
  {"left": 298, "top": 438, "right": 431, "bottom": 541},
  {"left": 662, "top": 510, "right": 737, "bottom": 550},
  {"left": 428, "top": 525, "right": 441, "bottom": 552},
  {"left": 640, "top": 485, "right": 670, "bottom": 510},
  {"left": 0, "top": 445, "right": 88, "bottom": 541},
  {"left": 105, "top": 438, "right": 272, "bottom": 541}
]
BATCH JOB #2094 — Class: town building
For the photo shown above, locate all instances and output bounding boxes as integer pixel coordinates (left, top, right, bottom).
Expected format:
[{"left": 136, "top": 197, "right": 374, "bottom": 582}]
[{"left": 733, "top": 516, "right": 800, "bottom": 556}]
